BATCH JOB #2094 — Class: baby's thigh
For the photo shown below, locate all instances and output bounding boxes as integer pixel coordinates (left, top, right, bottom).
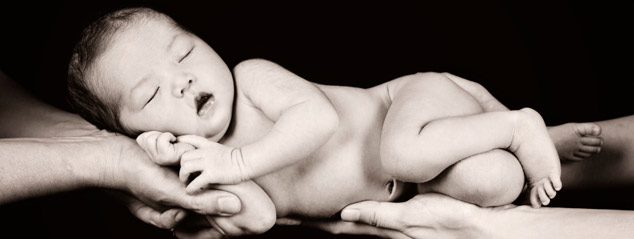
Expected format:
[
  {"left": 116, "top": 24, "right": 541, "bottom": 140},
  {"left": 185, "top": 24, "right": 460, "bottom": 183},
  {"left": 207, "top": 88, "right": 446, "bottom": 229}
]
[{"left": 418, "top": 149, "right": 524, "bottom": 207}]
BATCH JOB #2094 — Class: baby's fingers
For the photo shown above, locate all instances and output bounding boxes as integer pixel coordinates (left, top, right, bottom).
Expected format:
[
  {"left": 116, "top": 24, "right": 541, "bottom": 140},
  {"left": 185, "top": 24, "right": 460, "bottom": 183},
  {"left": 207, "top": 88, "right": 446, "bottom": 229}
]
[
  {"left": 156, "top": 132, "right": 176, "bottom": 151},
  {"left": 154, "top": 132, "right": 179, "bottom": 165},
  {"left": 186, "top": 173, "right": 211, "bottom": 194},
  {"left": 177, "top": 135, "right": 213, "bottom": 149},
  {"left": 136, "top": 131, "right": 161, "bottom": 151},
  {"left": 173, "top": 142, "right": 195, "bottom": 157},
  {"left": 180, "top": 157, "right": 205, "bottom": 184}
]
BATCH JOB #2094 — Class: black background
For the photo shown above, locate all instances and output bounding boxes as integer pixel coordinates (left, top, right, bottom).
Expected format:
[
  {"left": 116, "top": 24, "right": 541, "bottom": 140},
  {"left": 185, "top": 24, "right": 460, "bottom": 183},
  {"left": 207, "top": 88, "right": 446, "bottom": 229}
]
[{"left": 0, "top": 1, "right": 632, "bottom": 238}]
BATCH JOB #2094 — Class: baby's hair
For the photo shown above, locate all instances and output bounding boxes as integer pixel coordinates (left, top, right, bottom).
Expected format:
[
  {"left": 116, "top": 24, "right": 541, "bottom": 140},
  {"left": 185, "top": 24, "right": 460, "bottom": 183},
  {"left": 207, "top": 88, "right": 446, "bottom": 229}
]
[{"left": 67, "top": 7, "right": 176, "bottom": 137}]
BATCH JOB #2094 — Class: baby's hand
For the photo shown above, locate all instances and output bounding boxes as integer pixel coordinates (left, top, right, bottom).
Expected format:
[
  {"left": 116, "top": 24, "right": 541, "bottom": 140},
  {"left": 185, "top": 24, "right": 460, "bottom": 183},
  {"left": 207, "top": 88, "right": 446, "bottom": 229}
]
[
  {"left": 136, "top": 131, "right": 195, "bottom": 166},
  {"left": 176, "top": 135, "right": 250, "bottom": 194}
]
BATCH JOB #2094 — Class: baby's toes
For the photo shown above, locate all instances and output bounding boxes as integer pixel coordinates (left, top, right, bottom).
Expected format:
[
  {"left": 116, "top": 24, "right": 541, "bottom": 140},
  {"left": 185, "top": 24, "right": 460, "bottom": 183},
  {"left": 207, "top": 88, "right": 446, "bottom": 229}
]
[
  {"left": 536, "top": 184, "right": 550, "bottom": 206},
  {"left": 578, "top": 144, "right": 601, "bottom": 154},
  {"left": 529, "top": 187, "right": 542, "bottom": 208},
  {"left": 573, "top": 151, "right": 591, "bottom": 159},
  {"left": 576, "top": 123, "right": 601, "bottom": 136},
  {"left": 543, "top": 181, "right": 557, "bottom": 199},
  {"left": 581, "top": 136, "right": 603, "bottom": 147},
  {"left": 549, "top": 173, "right": 562, "bottom": 191}
]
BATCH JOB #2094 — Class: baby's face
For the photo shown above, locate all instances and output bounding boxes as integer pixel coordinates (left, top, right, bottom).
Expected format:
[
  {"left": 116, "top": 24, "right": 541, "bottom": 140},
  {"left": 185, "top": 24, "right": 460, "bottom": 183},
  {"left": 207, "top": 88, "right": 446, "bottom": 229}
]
[{"left": 92, "top": 17, "right": 234, "bottom": 140}]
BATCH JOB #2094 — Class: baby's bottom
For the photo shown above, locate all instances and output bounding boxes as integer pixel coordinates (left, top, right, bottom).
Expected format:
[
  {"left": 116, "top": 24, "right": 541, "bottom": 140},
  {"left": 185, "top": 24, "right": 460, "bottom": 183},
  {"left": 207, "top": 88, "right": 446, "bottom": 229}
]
[{"left": 417, "top": 149, "right": 525, "bottom": 207}]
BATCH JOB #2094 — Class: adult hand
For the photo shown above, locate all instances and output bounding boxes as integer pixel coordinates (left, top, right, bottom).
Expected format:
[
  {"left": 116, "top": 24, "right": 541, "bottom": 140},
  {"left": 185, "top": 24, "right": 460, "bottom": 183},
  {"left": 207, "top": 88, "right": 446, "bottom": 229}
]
[
  {"left": 104, "top": 134, "right": 242, "bottom": 229},
  {"left": 172, "top": 215, "right": 225, "bottom": 239},
  {"left": 308, "top": 193, "right": 485, "bottom": 239}
]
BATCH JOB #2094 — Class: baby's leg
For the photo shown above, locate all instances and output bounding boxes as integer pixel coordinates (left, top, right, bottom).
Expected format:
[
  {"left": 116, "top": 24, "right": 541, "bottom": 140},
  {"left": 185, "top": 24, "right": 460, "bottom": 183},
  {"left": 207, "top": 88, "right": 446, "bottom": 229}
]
[
  {"left": 561, "top": 115, "right": 634, "bottom": 189},
  {"left": 381, "top": 73, "right": 560, "bottom": 207},
  {"left": 511, "top": 108, "right": 562, "bottom": 207},
  {"left": 418, "top": 149, "right": 525, "bottom": 207},
  {"left": 549, "top": 123, "right": 602, "bottom": 161}
]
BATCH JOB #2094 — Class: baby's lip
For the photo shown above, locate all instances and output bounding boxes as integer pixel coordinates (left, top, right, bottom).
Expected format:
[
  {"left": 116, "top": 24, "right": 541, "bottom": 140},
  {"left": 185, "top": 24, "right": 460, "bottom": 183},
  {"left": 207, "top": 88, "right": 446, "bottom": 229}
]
[{"left": 195, "top": 93, "right": 215, "bottom": 117}]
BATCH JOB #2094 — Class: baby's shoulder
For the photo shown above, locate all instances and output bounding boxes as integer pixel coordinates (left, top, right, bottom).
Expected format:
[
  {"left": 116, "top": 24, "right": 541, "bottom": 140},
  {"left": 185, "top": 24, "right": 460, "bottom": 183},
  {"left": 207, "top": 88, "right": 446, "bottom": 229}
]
[{"left": 232, "top": 58, "right": 284, "bottom": 80}]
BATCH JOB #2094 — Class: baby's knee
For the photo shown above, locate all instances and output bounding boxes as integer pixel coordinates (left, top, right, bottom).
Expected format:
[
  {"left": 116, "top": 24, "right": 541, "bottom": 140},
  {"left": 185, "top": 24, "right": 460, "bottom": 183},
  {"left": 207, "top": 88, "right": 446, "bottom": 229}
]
[{"left": 425, "top": 149, "right": 524, "bottom": 207}]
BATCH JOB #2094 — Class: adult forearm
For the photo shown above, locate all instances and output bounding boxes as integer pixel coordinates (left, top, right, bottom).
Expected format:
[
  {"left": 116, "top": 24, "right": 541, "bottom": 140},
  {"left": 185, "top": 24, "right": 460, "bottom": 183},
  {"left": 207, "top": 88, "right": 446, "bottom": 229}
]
[
  {"left": 481, "top": 205, "right": 634, "bottom": 239},
  {"left": 0, "top": 70, "right": 97, "bottom": 138},
  {"left": 0, "top": 137, "right": 117, "bottom": 204}
]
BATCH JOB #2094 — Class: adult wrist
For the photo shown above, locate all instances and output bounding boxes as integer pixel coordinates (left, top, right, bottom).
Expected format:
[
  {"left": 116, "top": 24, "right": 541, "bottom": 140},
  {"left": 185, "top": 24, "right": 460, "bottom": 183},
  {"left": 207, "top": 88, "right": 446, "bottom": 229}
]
[
  {"left": 475, "top": 204, "right": 525, "bottom": 239},
  {"left": 88, "top": 136, "right": 131, "bottom": 190},
  {"left": 455, "top": 203, "right": 492, "bottom": 239},
  {"left": 45, "top": 136, "right": 120, "bottom": 189}
]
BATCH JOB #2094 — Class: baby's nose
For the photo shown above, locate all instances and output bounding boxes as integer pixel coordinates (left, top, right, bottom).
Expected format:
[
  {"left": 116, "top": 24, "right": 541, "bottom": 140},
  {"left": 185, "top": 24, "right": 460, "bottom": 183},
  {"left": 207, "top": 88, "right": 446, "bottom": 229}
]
[{"left": 173, "top": 75, "right": 196, "bottom": 97}]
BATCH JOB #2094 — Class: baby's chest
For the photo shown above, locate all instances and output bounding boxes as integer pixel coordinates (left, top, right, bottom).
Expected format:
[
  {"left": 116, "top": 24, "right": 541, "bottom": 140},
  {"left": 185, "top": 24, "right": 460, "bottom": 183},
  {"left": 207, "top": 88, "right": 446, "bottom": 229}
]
[{"left": 222, "top": 104, "right": 273, "bottom": 147}]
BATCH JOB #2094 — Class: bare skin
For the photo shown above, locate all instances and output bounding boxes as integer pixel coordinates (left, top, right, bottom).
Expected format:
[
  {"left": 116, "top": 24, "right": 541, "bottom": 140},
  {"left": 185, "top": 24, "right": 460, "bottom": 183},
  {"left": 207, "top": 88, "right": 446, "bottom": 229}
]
[
  {"left": 310, "top": 118, "right": 632, "bottom": 239},
  {"left": 561, "top": 115, "right": 634, "bottom": 189},
  {"left": 549, "top": 123, "right": 603, "bottom": 161}
]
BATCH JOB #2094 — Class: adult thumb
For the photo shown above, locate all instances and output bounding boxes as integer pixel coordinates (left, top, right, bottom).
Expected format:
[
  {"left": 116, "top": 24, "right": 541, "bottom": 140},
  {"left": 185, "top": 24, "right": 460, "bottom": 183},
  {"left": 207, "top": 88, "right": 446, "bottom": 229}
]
[
  {"left": 179, "top": 190, "right": 242, "bottom": 216},
  {"left": 340, "top": 200, "right": 404, "bottom": 230}
]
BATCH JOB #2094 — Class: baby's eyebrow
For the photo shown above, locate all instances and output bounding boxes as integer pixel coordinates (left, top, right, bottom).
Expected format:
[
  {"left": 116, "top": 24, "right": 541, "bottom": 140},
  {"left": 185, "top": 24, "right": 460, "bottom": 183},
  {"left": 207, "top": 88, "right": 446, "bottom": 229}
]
[{"left": 166, "top": 34, "right": 178, "bottom": 52}]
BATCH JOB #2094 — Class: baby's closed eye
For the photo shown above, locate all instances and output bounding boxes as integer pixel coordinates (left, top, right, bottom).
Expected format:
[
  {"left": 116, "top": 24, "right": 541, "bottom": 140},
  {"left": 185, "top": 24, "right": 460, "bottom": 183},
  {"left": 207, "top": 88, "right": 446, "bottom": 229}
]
[{"left": 386, "top": 179, "right": 396, "bottom": 197}]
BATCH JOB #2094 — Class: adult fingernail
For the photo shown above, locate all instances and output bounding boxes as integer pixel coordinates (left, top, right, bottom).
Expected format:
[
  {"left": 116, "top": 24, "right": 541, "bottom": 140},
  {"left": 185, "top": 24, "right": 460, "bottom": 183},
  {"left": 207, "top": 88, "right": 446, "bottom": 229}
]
[
  {"left": 174, "top": 210, "right": 186, "bottom": 222},
  {"left": 340, "top": 209, "right": 360, "bottom": 221},
  {"left": 218, "top": 196, "right": 241, "bottom": 214}
]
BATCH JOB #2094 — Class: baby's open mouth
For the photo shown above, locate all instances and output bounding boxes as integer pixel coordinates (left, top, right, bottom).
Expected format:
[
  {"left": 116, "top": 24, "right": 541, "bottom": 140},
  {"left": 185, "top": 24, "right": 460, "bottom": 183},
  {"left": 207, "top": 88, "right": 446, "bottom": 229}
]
[{"left": 196, "top": 93, "right": 215, "bottom": 116}]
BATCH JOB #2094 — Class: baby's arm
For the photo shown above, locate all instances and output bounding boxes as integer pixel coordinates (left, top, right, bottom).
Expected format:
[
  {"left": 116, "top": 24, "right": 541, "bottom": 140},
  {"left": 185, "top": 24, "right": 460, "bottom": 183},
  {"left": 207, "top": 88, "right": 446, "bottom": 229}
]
[{"left": 218, "top": 59, "right": 338, "bottom": 182}]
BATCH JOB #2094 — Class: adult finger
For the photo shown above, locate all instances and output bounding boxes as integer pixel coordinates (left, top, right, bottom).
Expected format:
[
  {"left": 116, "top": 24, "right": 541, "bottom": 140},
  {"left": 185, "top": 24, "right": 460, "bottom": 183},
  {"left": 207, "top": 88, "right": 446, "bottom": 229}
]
[
  {"left": 177, "top": 135, "right": 211, "bottom": 149},
  {"left": 175, "top": 190, "right": 242, "bottom": 215},
  {"left": 340, "top": 200, "right": 405, "bottom": 230},
  {"left": 276, "top": 218, "right": 302, "bottom": 226},
  {"left": 174, "top": 227, "right": 225, "bottom": 239},
  {"left": 303, "top": 220, "right": 410, "bottom": 239},
  {"left": 121, "top": 193, "right": 186, "bottom": 229}
]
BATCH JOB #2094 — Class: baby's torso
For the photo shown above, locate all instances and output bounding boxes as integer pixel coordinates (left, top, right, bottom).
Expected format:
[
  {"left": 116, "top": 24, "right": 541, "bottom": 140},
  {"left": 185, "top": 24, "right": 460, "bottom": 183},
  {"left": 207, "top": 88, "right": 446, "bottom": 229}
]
[{"left": 222, "top": 83, "right": 398, "bottom": 218}]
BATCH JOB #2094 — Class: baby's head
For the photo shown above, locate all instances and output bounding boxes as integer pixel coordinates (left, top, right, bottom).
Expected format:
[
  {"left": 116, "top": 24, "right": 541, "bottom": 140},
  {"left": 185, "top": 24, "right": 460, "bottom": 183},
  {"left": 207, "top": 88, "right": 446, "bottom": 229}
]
[{"left": 68, "top": 7, "right": 234, "bottom": 141}]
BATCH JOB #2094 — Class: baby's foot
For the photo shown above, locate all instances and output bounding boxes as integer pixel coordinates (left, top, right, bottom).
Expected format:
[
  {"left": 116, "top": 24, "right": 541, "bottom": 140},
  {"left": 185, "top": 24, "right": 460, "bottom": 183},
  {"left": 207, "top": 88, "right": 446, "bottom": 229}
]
[
  {"left": 548, "top": 123, "right": 602, "bottom": 161},
  {"left": 510, "top": 108, "right": 562, "bottom": 208}
]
